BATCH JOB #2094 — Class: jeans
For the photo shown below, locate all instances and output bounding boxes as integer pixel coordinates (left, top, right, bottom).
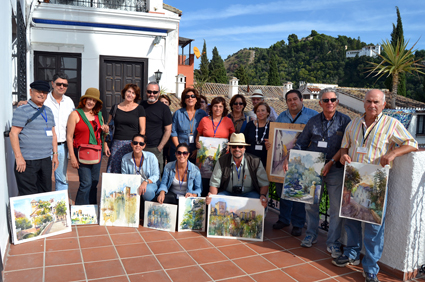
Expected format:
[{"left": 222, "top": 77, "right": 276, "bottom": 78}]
[
  {"left": 142, "top": 183, "right": 158, "bottom": 201},
  {"left": 54, "top": 143, "right": 68, "bottom": 191},
  {"left": 75, "top": 148, "right": 102, "bottom": 205},
  {"left": 305, "top": 166, "right": 344, "bottom": 248},
  {"left": 15, "top": 157, "right": 52, "bottom": 196},
  {"left": 276, "top": 183, "right": 306, "bottom": 228},
  {"left": 145, "top": 147, "right": 164, "bottom": 175}
]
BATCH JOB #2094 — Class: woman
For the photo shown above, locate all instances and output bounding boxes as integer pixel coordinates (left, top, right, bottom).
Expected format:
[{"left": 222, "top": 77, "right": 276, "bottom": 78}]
[
  {"left": 159, "top": 94, "right": 171, "bottom": 108},
  {"left": 199, "top": 94, "right": 208, "bottom": 112},
  {"left": 105, "top": 83, "right": 145, "bottom": 173},
  {"left": 171, "top": 87, "right": 207, "bottom": 163},
  {"left": 228, "top": 94, "right": 250, "bottom": 133},
  {"left": 157, "top": 143, "right": 202, "bottom": 204},
  {"left": 244, "top": 102, "right": 270, "bottom": 167},
  {"left": 67, "top": 88, "right": 109, "bottom": 205}
]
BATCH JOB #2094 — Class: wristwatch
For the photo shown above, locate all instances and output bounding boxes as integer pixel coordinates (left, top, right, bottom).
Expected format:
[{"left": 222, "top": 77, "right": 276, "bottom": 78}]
[{"left": 330, "top": 158, "right": 336, "bottom": 165}]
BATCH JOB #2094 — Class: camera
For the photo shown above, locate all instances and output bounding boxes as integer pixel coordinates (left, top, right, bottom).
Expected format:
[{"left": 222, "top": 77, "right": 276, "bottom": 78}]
[{"left": 232, "top": 186, "right": 243, "bottom": 194}]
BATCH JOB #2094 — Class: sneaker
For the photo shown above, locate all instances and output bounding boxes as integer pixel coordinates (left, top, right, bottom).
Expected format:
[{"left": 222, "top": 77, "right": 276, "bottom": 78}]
[
  {"left": 332, "top": 255, "right": 360, "bottom": 267},
  {"left": 273, "top": 220, "right": 290, "bottom": 230},
  {"left": 327, "top": 245, "right": 342, "bottom": 258},
  {"left": 300, "top": 235, "right": 317, "bottom": 247},
  {"left": 363, "top": 272, "right": 380, "bottom": 282},
  {"left": 291, "top": 226, "right": 302, "bottom": 237}
]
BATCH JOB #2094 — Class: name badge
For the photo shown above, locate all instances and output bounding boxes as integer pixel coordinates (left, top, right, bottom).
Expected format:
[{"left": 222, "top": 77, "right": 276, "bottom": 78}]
[
  {"left": 357, "top": 147, "right": 368, "bottom": 154},
  {"left": 189, "top": 135, "right": 194, "bottom": 143},
  {"left": 255, "top": 145, "right": 263, "bottom": 151},
  {"left": 318, "top": 141, "right": 327, "bottom": 148},
  {"left": 45, "top": 129, "right": 53, "bottom": 137}
]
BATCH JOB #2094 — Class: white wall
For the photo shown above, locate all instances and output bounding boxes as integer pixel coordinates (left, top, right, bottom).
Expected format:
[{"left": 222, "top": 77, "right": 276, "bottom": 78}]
[{"left": 407, "top": 115, "right": 425, "bottom": 146}]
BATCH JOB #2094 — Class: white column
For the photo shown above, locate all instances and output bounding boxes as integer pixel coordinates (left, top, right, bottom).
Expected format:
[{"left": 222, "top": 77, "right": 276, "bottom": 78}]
[
  {"left": 175, "top": 74, "right": 186, "bottom": 99},
  {"left": 228, "top": 77, "right": 239, "bottom": 98}
]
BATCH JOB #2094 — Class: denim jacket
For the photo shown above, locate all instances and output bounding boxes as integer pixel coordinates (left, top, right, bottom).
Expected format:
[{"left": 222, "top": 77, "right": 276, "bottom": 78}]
[
  {"left": 121, "top": 151, "right": 160, "bottom": 185},
  {"left": 171, "top": 108, "right": 207, "bottom": 145},
  {"left": 158, "top": 161, "right": 203, "bottom": 196}
]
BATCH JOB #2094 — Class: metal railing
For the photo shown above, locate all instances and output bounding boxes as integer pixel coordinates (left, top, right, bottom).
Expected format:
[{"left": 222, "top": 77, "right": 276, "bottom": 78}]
[{"left": 47, "top": 0, "right": 147, "bottom": 12}]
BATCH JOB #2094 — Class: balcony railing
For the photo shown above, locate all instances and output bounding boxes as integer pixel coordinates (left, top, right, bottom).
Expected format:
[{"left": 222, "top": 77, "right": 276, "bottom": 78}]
[{"left": 47, "top": 0, "right": 147, "bottom": 12}]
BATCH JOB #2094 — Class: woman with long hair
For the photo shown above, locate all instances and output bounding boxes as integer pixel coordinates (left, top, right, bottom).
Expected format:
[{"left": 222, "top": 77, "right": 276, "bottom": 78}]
[{"left": 228, "top": 94, "right": 250, "bottom": 133}]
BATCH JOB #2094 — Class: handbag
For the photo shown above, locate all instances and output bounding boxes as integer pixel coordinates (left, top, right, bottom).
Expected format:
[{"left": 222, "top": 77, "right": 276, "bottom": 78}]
[
  {"left": 107, "top": 104, "right": 118, "bottom": 144},
  {"left": 77, "top": 144, "right": 102, "bottom": 164}
]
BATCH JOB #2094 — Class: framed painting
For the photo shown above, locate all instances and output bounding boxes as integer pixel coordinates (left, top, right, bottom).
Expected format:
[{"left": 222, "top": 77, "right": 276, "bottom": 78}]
[
  {"left": 99, "top": 173, "right": 141, "bottom": 228},
  {"left": 71, "top": 205, "right": 98, "bottom": 225},
  {"left": 196, "top": 136, "right": 228, "bottom": 178},
  {"left": 178, "top": 197, "right": 206, "bottom": 232},
  {"left": 9, "top": 190, "right": 71, "bottom": 244},
  {"left": 282, "top": 149, "right": 325, "bottom": 204},
  {"left": 144, "top": 201, "right": 178, "bottom": 232},
  {"left": 340, "top": 162, "right": 389, "bottom": 225},
  {"left": 207, "top": 195, "right": 264, "bottom": 241},
  {"left": 266, "top": 122, "right": 305, "bottom": 183}
]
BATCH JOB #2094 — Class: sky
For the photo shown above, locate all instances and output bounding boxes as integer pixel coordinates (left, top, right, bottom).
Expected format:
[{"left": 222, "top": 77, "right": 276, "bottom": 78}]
[{"left": 166, "top": 0, "right": 425, "bottom": 67}]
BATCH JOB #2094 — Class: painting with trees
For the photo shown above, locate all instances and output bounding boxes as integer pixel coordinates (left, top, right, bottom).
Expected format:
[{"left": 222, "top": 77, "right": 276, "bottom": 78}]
[
  {"left": 178, "top": 197, "right": 206, "bottom": 232},
  {"left": 144, "top": 201, "right": 177, "bottom": 232},
  {"left": 71, "top": 205, "right": 98, "bottom": 225},
  {"left": 340, "top": 162, "right": 389, "bottom": 225},
  {"left": 196, "top": 136, "right": 228, "bottom": 178},
  {"left": 9, "top": 190, "right": 71, "bottom": 244}
]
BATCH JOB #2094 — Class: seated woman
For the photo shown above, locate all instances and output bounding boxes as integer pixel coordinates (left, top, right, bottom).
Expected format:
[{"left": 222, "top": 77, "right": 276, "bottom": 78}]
[
  {"left": 121, "top": 134, "right": 159, "bottom": 201},
  {"left": 157, "top": 143, "right": 202, "bottom": 204}
]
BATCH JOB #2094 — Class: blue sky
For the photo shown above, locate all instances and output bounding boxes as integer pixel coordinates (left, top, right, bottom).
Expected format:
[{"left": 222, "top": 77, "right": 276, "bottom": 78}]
[{"left": 166, "top": 0, "right": 425, "bottom": 66}]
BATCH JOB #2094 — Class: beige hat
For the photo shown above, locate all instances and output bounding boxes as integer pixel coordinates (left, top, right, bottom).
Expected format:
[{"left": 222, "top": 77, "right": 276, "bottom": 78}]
[
  {"left": 251, "top": 89, "right": 264, "bottom": 99},
  {"left": 228, "top": 133, "right": 250, "bottom": 146},
  {"left": 80, "top": 88, "right": 103, "bottom": 105}
]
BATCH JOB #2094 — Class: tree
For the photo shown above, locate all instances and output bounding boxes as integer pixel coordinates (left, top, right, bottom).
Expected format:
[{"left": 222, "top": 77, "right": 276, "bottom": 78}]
[
  {"left": 195, "top": 40, "right": 209, "bottom": 82},
  {"left": 267, "top": 54, "right": 280, "bottom": 85},
  {"left": 234, "top": 65, "right": 248, "bottom": 85},
  {"left": 344, "top": 165, "right": 361, "bottom": 192},
  {"left": 209, "top": 47, "right": 228, "bottom": 84}
]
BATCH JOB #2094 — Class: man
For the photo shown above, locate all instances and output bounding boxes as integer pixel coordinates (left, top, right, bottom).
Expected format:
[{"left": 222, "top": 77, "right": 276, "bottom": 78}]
[
  {"left": 249, "top": 89, "right": 278, "bottom": 122},
  {"left": 206, "top": 133, "right": 269, "bottom": 209},
  {"left": 141, "top": 82, "right": 172, "bottom": 173},
  {"left": 10, "top": 80, "right": 59, "bottom": 195},
  {"left": 272, "top": 89, "right": 318, "bottom": 236},
  {"left": 333, "top": 89, "right": 417, "bottom": 282},
  {"left": 294, "top": 88, "right": 351, "bottom": 259}
]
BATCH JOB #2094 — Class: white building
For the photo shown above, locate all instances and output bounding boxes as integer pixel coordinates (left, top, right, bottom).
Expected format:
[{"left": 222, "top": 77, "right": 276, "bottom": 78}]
[
  {"left": 346, "top": 45, "right": 381, "bottom": 58},
  {"left": 353, "top": 183, "right": 372, "bottom": 208}
]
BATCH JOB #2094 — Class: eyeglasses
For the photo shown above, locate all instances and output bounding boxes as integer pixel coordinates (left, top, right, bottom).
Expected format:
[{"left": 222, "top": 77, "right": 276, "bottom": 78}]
[
  {"left": 132, "top": 141, "right": 145, "bottom": 146},
  {"left": 147, "top": 90, "right": 159, "bottom": 94},
  {"left": 185, "top": 94, "right": 196, "bottom": 99},
  {"left": 233, "top": 102, "right": 244, "bottom": 106},
  {"left": 322, "top": 98, "right": 337, "bottom": 103},
  {"left": 176, "top": 151, "right": 189, "bottom": 156},
  {"left": 231, "top": 145, "right": 244, "bottom": 149},
  {"left": 200, "top": 101, "right": 206, "bottom": 104},
  {"left": 55, "top": 82, "right": 69, "bottom": 87}
]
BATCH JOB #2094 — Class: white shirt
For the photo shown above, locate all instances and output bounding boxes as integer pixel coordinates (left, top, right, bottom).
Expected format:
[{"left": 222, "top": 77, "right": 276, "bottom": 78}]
[{"left": 43, "top": 92, "right": 75, "bottom": 142}]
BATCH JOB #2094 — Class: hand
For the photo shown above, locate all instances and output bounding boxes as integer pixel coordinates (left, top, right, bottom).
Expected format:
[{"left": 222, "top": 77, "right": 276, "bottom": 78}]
[
  {"left": 101, "top": 124, "right": 109, "bottom": 133},
  {"left": 206, "top": 192, "right": 214, "bottom": 205},
  {"left": 157, "top": 145, "right": 163, "bottom": 152},
  {"left": 52, "top": 155, "right": 59, "bottom": 172},
  {"left": 104, "top": 144, "right": 111, "bottom": 157},
  {"left": 282, "top": 157, "right": 289, "bottom": 172},
  {"left": 340, "top": 154, "right": 351, "bottom": 165},
  {"left": 190, "top": 150, "right": 197, "bottom": 159},
  {"left": 380, "top": 151, "right": 396, "bottom": 167},
  {"left": 17, "top": 100, "right": 28, "bottom": 107},
  {"left": 157, "top": 191, "right": 165, "bottom": 204},
  {"left": 196, "top": 141, "right": 201, "bottom": 149},
  {"left": 321, "top": 161, "right": 332, "bottom": 177},
  {"left": 260, "top": 195, "right": 268, "bottom": 208},
  {"left": 70, "top": 156, "right": 79, "bottom": 169},
  {"left": 15, "top": 156, "right": 26, "bottom": 173},
  {"left": 185, "top": 193, "right": 197, "bottom": 198},
  {"left": 264, "top": 139, "right": 271, "bottom": 150},
  {"left": 138, "top": 181, "right": 147, "bottom": 195}
]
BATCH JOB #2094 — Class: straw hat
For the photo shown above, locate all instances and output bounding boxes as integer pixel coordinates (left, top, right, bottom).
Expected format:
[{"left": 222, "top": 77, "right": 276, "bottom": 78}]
[
  {"left": 80, "top": 88, "right": 103, "bottom": 105},
  {"left": 227, "top": 133, "right": 250, "bottom": 146},
  {"left": 251, "top": 89, "right": 264, "bottom": 99}
]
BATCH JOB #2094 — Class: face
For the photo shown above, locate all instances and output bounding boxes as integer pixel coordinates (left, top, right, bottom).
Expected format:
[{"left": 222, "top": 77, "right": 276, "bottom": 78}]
[
  {"left": 175, "top": 146, "right": 190, "bottom": 163},
  {"left": 286, "top": 93, "right": 303, "bottom": 114},
  {"left": 319, "top": 92, "right": 339, "bottom": 115},
  {"left": 232, "top": 98, "right": 244, "bottom": 113},
  {"left": 212, "top": 102, "right": 224, "bottom": 117},
  {"left": 364, "top": 90, "right": 386, "bottom": 118},
  {"left": 256, "top": 105, "right": 269, "bottom": 121},
  {"left": 131, "top": 136, "right": 146, "bottom": 154},
  {"left": 29, "top": 88, "right": 48, "bottom": 106},
  {"left": 51, "top": 78, "right": 68, "bottom": 96},
  {"left": 160, "top": 98, "right": 170, "bottom": 107},
  {"left": 231, "top": 145, "right": 245, "bottom": 159},
  {"left": 200, "top": 98, "right": 207, "bottom": 110},
  {"left": 125, "top": 87, "right": 136, "bottom": 102},
  {"left": 184, "top": 91, "right": 197, "bottom": 108},
  {"left": 251, "top": 97, "right": 262, "bottom": 107},
  {"left": 146, "top": 84, "right": 160, "bottom": 103},
  {"left": 84, "top": 98, "right": 97, "bottom": 110}
]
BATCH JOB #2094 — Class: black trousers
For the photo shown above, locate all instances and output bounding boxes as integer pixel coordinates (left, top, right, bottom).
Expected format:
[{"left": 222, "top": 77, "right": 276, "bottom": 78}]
[{"left": 15, "top": 157, "right": 52, "bottom": 196}]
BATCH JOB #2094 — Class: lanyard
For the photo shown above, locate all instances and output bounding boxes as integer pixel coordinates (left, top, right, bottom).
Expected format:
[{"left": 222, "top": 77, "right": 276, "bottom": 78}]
[
  {"left": 362, "top": 115, "right": 382, "bottom": 145},
  {"left": 177, "top": 162, "right": 188, "bottom": 191},
  {"left": 132, "top": 154, "right": 144, "bottom": 176},
  {"left": 231, "top": 161, "right": 245, "bottom": 186},
  {"left": 189, "top": 115, "right": 195, "bottom": 134},
  {"left": 291, "top": 111, "right": 302, "bottom": 124},
  {"left": 212, "top": 117, "right": 223, "bottom": 137},
  {"left": 40, "top": 109, "right": 48, "bottom": 123},
  {"left": 255, "top": 120, "right": 268, "bottom": 144},
  {"left": 320, "top": 114, "right": 335, "bottom": 141}
]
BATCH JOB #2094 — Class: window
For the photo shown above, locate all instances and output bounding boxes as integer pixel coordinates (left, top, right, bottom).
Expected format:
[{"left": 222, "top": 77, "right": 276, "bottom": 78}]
[{"left": 417, "top": 114, "right": 425, "bottom": 135}]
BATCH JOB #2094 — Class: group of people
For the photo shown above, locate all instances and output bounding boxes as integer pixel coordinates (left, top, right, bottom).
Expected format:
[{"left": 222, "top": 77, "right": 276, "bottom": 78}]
[{"left": 10, "top": 72, "right": 418, "bottom": 282}]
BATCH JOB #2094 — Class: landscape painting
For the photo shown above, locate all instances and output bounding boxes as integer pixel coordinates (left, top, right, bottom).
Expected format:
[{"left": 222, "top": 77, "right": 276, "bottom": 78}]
[
  {"left": 99, "top": 173, "right": 141, "bottom": 228},
  {"left": 178, "top": 197, "right": 206, "bottom": 232},
  {"left": 207, "top": 195, "right": 264, "bottom": 241},
  {"left": 9, "top": 190, "right": 71, "bottom": 244},
  {"left": 282, "top": 149, "right": 325, "bottom": 204},
  {"left": 71, "top": 205, "right": 98, "bottom": 225},
  {"left": 144, "top": 201, "right": 178, "bottom": 232},
  {"left": 266, "top": 122, "right": 305, "bottom": 183},
  {"left": 196, "top": 136, "right": 228, "bottom": 178},
  {"left": 340, "top": 162, "right": 389, "bottom": 225}
]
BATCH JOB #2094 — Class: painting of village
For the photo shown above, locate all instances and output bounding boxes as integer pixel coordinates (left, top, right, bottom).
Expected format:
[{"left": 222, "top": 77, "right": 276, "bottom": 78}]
[
  {"left": 144, "top": 201, "right": 177, "bottom": 232},
  {"left": 196, "top": 136, "right": 228, "bottom": 178},
  {"left": 99, "top": 173, "right": 141, "bottom": 228},
  {"left": 340, "top": 162, "right": 390, "bottom": 225},
  {"left": 71, "top": 205, "right": 98, "bottom": 225},
  {"left": 178, "top": 197, "right": 206, "bottom": 232},
  {"left": 9, "top": 190, "right": 71, "bottom": 244},
  {"left": 207, "top": 195, "right": 264, "bottom": 241},
  {"left": 282, "top": 149, "right": 325, "bottom": 204}
]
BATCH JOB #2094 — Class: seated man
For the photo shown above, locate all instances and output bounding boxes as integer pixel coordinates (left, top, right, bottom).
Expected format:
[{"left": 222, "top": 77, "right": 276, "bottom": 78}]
[
  {"left": 121, "top": 134, "right": 159, "bottom": 201},
  {"left": 206, "top": 133, "right": 269, "bottom": 208}
]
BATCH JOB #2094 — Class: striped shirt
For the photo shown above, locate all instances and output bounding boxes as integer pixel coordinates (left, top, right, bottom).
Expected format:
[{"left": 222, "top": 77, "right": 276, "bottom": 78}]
[{"left": 341, "top": 112, "right": 418, "bottom": 167}]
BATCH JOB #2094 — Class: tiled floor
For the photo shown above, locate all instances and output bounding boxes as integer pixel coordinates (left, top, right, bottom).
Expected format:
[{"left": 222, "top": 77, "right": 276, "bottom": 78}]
[{"left": 2, "top": 159, "right": 425, "bottom": 282}]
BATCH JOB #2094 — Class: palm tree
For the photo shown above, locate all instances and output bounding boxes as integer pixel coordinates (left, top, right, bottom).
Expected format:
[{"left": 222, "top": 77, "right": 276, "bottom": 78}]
[{"left": 366, "top": 39, "right": 424, "bottom": 108}]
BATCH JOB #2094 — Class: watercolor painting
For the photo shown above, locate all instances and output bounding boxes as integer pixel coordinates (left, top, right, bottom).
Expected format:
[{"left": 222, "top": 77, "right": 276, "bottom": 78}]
[
  {"left": 99, "top": 173, "right": 141, "bottom": 228},
  {"left": 207, "top": 195, "right": 264, "bottom": 241},
  {"left": 266, "top": 122, "right": 305, "bottom": 183},
  {"left": 178, "top": 197, "right": 206, "bottom": 232},
  {"left": 340, "top": 162, "right": 389, "bottom": 225},
  {"left": 71, "top": 205, "right": 98, "bottom": 225},
  {"left": 144, "top": 201, "right": 178, "bottom": 232},
  {"left": 9, "top": 190, "right": 71, "bottom": 244},
  {"left": 282, "top": 149, "right": 325, "bottom": 204},
  {"left": 196, "top": 136, "right": 228, "bottom": 178}
]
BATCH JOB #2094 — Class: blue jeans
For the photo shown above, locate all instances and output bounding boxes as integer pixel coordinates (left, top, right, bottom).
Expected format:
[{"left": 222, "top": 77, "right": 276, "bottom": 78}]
[
  {"left": 276, "top": 183, "right": 306, "bottom": 228},
  {"left": 53, "top": 143, "right": 68, "bottom": 191},
  {"left": 305, "top": 166, "right": 344, "bottom": 248},
  {"left": 143, "top": 183, "right": 158, "bottom": 201},
  {"left": 75, "top": 148, "right": 102, "bottom": 205}
]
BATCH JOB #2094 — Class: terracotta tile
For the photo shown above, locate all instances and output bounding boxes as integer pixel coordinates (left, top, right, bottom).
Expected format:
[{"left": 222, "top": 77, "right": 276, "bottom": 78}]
[
  {"left": 233, "top": 255, "right": 277, "bottom": 274},
  {"left": 283, "top": 264, "right": 331, "bottom": 282},
  {"left": 272, "top": 237, "right": 303, "bottom": 249},
  {"left": 45, "top": 249, "right": 82, "bottom": 266},
  {"left": 44, "top": 263, "right": 86, "bottom": 282},
  {"left": 121, "top": 255, "right": 162, "bottom": 274},
  {"left": 88, "top": 276, "right": 129, "bottom": 282},
  {"left": 156, "top": 251, "right": 197, "bottom": 269},
  {"left": 188, "top": 248, "right": 229, "bottom": 264},
  {"left": 106, "top": 226, "right": 138, "bottom": 234},
  {"left": 85, "top": 259, "right": 126, "bottom": 280},
  {"left": 310, "top": 259, "right": 358, "bottom": 277},
  {"left": 147, "top": 240, "right": 183, "bottom": 254},
  {"left": 245, "top": 240, "right": 284, "bottom": 254},
  {"left": 251, "top": 269, "right": 296, "bottom": 281},
  {"left": 141, "top": 230, "right": 174, "bottom": 242},
  {"left": 178, "top": 237, "right": 213, "bottom": 251},
  {"left": 262, "top": 250, "right": 306, "bottom": 268},
  {"left": 3, "top": 268, "right": 43, "bottom": 282},
  {"left": 219, "top": 276, "right": 255, "bottom": 282},
  {"left": 333, "top": 271, "right": 365, "bottom": 281},
  {"left": 81, "top": 246, "right": 118, "bottom": 262},
  {"left": 290, "top": 247, "right": 330, "bottom": 262},
  {"left": 129, "top": 271, "right": 171, "bottom": 282},
  {"left": 170, "top": 231, "right": 204, "bottom": 239},
  {"left": 218, "top": 244, "right": 257, "bottom": 259},
  {"left": 167, "top": 265, "right": 212, "bottom": 282},
  {"left": 77, "top": 225, "right": 108, "bottom": 236},
  {"left": 46, "top": 228, "right": 77, "bottom": 239},
  {"left": 46, "top": 238, "right": 79, "bottom": 251},
  {"left": 206, "top": 237, "right": 243, "bottom": 247},
  {"left": 8, "top": 240, "right": 44, "bottom": 255},
  {"left": 79, "top": 235, "right": 112, "bottom": 249},
  {"left": 264, "top": 227, "right": 291, "bottom": 239},
  {"left": 115, "top": 243, "right": 152, "bottom": 258},
  {"left": 137, "top": 225, "right": 154, "bottom": 232},
  {"left": 110, "top": 233, "right": 144, "bottom": 245},
  {"left": 4, "top": 253, "right": 43, "bottom": 271},
  {"left": 201, "top": 261, "right": 245, "bottom": 280}
]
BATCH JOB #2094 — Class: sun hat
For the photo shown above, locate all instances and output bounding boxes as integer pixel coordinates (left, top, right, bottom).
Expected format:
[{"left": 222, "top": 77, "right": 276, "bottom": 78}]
[
  {"left": 80, "top": 88, "right": 103, "bottom": 105},
  {"left": 251, "top": 89, "right": 264, "bottom": 99},
  {"left": 30, "top": 80, "right": 50, "bottom": 92},
  {"left": 228, "top": 133, "right": 250, "bottom": 146}
]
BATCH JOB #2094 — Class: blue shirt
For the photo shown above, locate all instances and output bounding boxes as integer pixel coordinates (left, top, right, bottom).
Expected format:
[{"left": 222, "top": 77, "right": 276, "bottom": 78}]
[
  {"left": 121, "top": 151, "right": 160, "bottom": 185},
  {"left": 276, "top": 106, "right": 318, "bottom": 124},
  {"left": 171, "top": 108, "right": 207, "bottom": 145},
  {"left": 295, "top": 111, "right": 351, "bottom": 160},
  {"left": 159, "top": 161, "right": 203, "bottom": 196}
]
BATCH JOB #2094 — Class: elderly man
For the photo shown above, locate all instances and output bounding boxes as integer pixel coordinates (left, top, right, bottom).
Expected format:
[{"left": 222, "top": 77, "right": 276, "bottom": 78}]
[
  {"left": 206, "top": 133, "right": 269, "bottom": 208},
  {"left": 249, "top": 89, "right": 278, "bottom": 122},
  {"left": 294, "top": 88, "right": 351, "bottom": 259},
  {"left": 333, "top": 89, "right": 417, "bottom": 282},
  {"left": 10, "top": 80, "right": 59, "bottom": 195}
]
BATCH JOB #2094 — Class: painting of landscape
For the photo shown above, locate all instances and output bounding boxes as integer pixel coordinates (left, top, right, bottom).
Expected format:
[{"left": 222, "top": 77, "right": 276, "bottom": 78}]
[
  {"left": 178, "top": 197, "right": 206, "bottom": 232},
  {"left": 196, "top": 136, "right": 228, "bottom": 178},
  {"left": 99, "top": 173, "right": 141, "bottom": 228},
  {"left": 207, "top": 195, "right": 264, "bottom": 241},
  {"left": 10, "top": 190, "right": 71, "bottom": 244},
  {"left": 144, "top": 201, "right": 177, "bottom": 231},
  {"left": 71, "top": 205, "right": 98, "bottom": 225},
  {"left": 282, "top": 149, "right": 325, "bottom": 204},
  {"left": 340, "top": 162, "right": 389, "bottom": 225}
]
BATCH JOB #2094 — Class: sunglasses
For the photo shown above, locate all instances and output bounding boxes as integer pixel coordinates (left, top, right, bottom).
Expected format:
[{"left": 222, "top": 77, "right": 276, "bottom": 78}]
[
  {"left": 176, "top": 151, "right": 189, "bottom": 156},
  {"left": 200, "top": 101, "right": 206, "bottom": 104},
  {"left": 233, "top": 102, "right": 244, "bottom": 106},
  {"left": 185, "top": 94, "right": 196, "bottom": 99},
  {"left": 132, "top": 141, "right": 145, "bottom": 146},
  {"left": 55, "top": 82, "right": 69, "bottom": 87},
  {"left": 147, "top": 90, "right": 159, "bottom": 94},
  {"left": 231, "top": 145, "right": 244, "bottom": 149},
  {"left": 322, "top": 98, "right": 337, "bottom": 103}
]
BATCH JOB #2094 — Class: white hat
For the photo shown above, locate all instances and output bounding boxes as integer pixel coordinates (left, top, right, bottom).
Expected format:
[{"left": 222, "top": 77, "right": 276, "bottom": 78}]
[
  {"left": 227, "top": 133, "right": 250, "bottom": 146},
  {"left": 251, "top": 89, "right": 264, "bottom": 99}
]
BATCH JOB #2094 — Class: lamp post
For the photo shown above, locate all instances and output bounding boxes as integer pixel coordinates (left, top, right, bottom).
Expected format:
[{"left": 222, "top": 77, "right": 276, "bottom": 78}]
[{"left": 154, "top": 69, "right": 162, "bottom": 83}]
